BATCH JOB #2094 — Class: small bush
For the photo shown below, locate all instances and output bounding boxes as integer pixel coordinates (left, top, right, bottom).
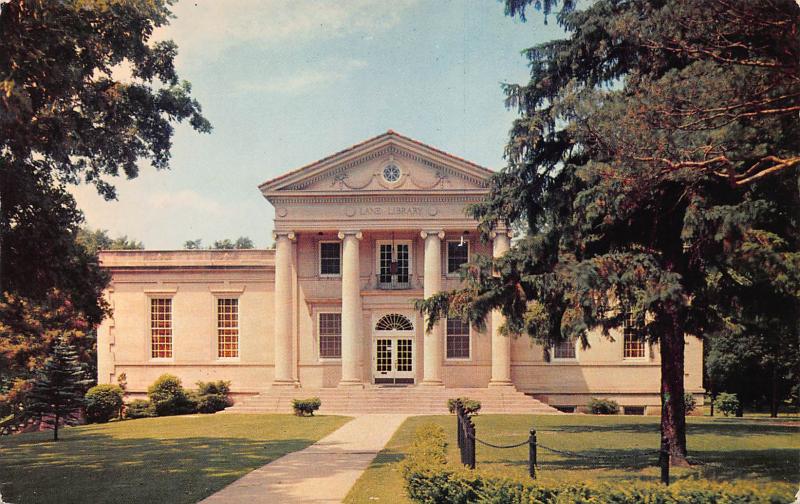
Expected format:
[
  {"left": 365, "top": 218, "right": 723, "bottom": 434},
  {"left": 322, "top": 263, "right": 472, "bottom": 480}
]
[
  {"left": 195, "top": 380, "right": 232, "bottom": 413},
  {"left": 588, "top": 397, "right": 619, "bottom": 414},
  {"left": 714, "top": 392, "right": 740, "bottom": 416},
  {"left": 684, "top": 392, "right": 697, "bottom": 414},
  {"left": 147, "top": 374, "right": 196, "bottom": 416},
  {"left": 447, "top": 397, "right": 482, "bottom": 416},
  {"left": 85, "top": 384, "right": 124, "bottom": 423},
  {"left": 124, "top": 399, "right": 156, "bottom": 419},
  {"left": 291, "top": 397, "right": 321, "bottom": 416}
]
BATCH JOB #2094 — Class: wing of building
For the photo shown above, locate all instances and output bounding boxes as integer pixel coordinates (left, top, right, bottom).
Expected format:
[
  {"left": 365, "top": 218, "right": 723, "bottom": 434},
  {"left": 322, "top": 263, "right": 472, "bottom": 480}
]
[{"left": 97, "top": 131, "right": 704, "bottom": 414}]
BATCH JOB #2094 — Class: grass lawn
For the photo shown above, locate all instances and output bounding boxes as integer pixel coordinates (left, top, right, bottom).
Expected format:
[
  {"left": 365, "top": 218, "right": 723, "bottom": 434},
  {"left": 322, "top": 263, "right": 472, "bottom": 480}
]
[
  {"left": 345, "top": 414, "right": 799, "bottom": 504},
  {"left": 0, "top": 413, "right": 350, "bottom": 504}
]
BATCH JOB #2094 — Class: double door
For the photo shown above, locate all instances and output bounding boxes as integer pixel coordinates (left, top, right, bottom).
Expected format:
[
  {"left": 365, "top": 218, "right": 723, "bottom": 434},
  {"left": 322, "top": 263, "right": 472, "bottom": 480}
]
[{"left": 373, "top": 336, "right": 414, "bottom": 385}]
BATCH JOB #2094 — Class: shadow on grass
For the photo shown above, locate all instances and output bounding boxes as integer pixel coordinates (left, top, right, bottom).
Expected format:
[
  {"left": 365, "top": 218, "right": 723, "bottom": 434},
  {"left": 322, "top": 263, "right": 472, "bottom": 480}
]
[
  {"left": 0, "top": 432, "right": 319, "bottom": 504},
  {"left": 538, "top": 421, "right": 798, "bottom": 437}
]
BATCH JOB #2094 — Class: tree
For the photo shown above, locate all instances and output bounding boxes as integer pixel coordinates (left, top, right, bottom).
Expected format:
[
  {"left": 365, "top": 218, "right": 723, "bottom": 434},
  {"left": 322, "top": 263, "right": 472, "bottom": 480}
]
[
  {"left": 25, "top": 337, "right": 90, "bottom": 441},
  {"left": 183, "top": 239, "right": 203, "bottom": 250},
  {"left": 76, "top": 228, "right": 144, "bottom": 255},
  {"left": 0, "top": 0, "right": 210, "bottom": 304},
  {"left": 418, "top": 0, "right": 799, "bottom": 467},
  {"left": 212, "top": 237, "right": 255, "bottom": 249}
]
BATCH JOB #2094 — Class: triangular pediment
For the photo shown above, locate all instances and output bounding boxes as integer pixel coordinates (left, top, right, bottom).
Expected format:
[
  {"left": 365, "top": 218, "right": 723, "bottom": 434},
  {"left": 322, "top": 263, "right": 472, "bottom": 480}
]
[{"left": 259, "top": 131, "right": 494, "bottom": 199}]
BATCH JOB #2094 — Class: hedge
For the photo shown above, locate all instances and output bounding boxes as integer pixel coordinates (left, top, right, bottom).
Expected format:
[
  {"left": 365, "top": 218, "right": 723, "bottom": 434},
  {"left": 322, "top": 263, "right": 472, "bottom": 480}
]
[
  {"left": 124, "top": 399, "right": 156, "bottom": 419},
  {"left": 292, "top": 397, "right": 321, "bottom": 416},
  {"left": 401, "top": 423, "right": 793, "bottom": 504},
  {"left": 147, "top": 374, "right": 196, "bottom": 416},
  {"left": 447, "top": 398, "right": 482, "bottom": 416},
  {"left": 85, "top": 384, "right": 124, "bottom": 423}
]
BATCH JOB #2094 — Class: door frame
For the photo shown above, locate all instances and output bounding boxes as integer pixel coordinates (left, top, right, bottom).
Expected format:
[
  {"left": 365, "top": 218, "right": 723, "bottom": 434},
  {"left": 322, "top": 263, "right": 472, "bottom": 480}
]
[{"left": 372, "top": 313, "right": 416, "bottom": 385}]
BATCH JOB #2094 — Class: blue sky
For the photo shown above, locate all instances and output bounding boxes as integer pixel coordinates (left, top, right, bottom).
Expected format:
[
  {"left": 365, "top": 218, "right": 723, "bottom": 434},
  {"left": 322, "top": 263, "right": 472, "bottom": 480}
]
[{"left": 72, "top": 0, "right": 565, "bottom": 249}]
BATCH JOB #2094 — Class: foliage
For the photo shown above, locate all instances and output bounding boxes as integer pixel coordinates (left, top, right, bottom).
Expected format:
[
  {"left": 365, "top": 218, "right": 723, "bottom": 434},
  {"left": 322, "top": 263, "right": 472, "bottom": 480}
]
[
  {"left": 195, "top": 380, "right": 232, "bottom": 414},
  {"left": 416, "top": 0, "right": 800, "bottom": 464},
  {"left": 291, "top": 397, "right": 321, "bottom": 416},
  {"left": 76, "top": 228, "right": 144, "bottom": 254},
  {"left": 124, "top": 399, "right": 156, "bottom": 419},
  {"left": 684, "top": 393, "right": 697, "bottom": 414},
  {"left": 147, "top": 374, "right": 196, "bottom": 416},
  {"left": 447, "top": 398, "right": 482, "bottom": 416},
  {"left": 714, "top": 393, "right": 741, "bottom": 417},
  {"left": 85, "top": 384, "right": 124, "bottom": 423},
  {"left": 213, "top": 237, "right": 255, "bottom": 250},
  {"left": 400, "top": 425, "right": 793, "bottom": 503},
  {"left": 587, "top": 397, "right": 619, "bottom": 415},
  {"left": 0, "top": 0, "right": 209, "bottom": 320},
  {"left": 184, "top": 239, "right": 204, "bottom": 250},
  {"left": 25, "top": 338, "right": 90, "bottom": 440}
]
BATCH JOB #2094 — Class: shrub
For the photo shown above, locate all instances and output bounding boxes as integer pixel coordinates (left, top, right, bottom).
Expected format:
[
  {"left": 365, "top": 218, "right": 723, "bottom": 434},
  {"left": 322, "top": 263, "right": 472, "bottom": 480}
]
[
  {"left": 588, "top": 397, "right": 619, "bottom": 414},
  {"left": 447, "top": 397, "right": 482, "bottom": 416},
  {"left": 684, "top": 392, "right": 697, "bottom": 414},
  {"left": 401, "top": 426, "right": 794, "bottom": 503},
  {"left": 85, "top": 384, "right": 124, "bottom": 423},
  {"left": 124, "top": 399, "right": 156, "bottom": 419},
  {"left": 291, "top": 397, "right": 321, "bottom": 416},
  {"left": 147, "top": 374, "right": 196, "bottom": 416},
  {"left": 714, "top": 392, "right": 740, "bottom": 416},
  {"left": 195, "top": 380, "right": 232, "bottom": 413}
]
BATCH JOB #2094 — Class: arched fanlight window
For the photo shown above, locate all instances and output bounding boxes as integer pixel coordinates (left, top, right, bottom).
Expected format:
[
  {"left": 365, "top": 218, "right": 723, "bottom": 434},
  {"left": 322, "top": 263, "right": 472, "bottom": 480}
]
[{"left": 375, "top": 313, "right": 414, "bottom": 331}]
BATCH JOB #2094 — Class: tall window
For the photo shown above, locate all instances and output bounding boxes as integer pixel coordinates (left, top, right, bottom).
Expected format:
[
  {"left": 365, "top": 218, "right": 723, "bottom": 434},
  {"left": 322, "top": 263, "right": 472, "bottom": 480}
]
[
  {"left": 319, "top": 313, "right": 342, "bottom": 359},
  {"left": 553, "top": 339, "right": 576, "bottom": 360},
  {"left": 623, "top": 313, "right": 646, "bottom": 359},
  {"left": 150, "top": 298, "right": 172, "bottom": 359},
  {"left": 217, "top": 298, "right": 239, "bottom": 358},
  {"left": 378, "top": 242, "right": 410, "bottom": 284},
  {"left": 447, "top": 240, "right": 469, "bottom": 275},
  {"left": 446, "top": 317, "right": 470, "bottom": 359},
  {"left": 320, "top": 242, "right": 341, "bottom": 276}
]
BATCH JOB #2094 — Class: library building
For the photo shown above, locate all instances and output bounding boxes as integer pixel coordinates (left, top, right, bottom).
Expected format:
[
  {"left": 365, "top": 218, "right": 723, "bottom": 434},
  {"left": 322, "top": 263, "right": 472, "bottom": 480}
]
[{"left": 97, "top": 131, "right": 704, "bottom": 414}]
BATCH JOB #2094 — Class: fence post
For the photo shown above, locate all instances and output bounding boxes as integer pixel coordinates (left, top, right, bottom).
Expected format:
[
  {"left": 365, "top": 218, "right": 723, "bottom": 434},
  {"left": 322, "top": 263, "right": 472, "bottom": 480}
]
[
  {"left": 659, "top": 434, "right": 670, "bottom": 485},
  {"left": 528, "top": 429, "right": 537, "bottom": 479},
  {"left": 466, "top": 415, "right": 476, "bottom": 469}
]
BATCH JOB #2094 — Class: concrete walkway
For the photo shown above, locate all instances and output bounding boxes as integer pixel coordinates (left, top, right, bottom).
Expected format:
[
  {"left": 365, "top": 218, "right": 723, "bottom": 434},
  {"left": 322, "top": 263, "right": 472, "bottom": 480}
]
[{"left": 200, "top": 414, "right": 408, "bottom": 504}]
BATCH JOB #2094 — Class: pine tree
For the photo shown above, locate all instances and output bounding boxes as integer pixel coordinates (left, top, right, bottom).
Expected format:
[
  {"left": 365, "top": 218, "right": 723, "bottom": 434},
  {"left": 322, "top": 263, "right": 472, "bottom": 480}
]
[
  {"left": 418, "top": 0, "right": 799, "bottom": 467},
  {"left": 26, "top": 338, "right": 90, "bottom": 441}
]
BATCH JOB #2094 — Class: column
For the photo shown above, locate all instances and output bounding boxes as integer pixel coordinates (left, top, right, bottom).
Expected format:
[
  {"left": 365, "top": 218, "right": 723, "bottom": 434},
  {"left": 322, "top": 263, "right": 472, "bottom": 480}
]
[
  {"left": 489, "top": 225, "right": 514, "bottom": 387},
  {"left": 272, "top": 231, "right": 296, "bottom": 387},
  {"left": 338, "top": 230, "right": 363, "bottom": 387},
  {"left": 421, "top": 230, "right": 445, "bottom": 386}
]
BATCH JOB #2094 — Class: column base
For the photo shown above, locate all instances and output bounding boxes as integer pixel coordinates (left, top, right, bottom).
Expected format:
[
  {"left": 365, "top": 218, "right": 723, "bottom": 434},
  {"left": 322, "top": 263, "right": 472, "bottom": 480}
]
[
  {"left": 271, "top": 380, "right": 298, "bottom": 389},
  {"left": 420, "top": 380, "right": 444, "bottom": 387},
  {"left": 488, "top": 380, "right": 516, "bottom": 389},
  {"left": 337, "top": 380, "right": 365, "bottom": 388}
]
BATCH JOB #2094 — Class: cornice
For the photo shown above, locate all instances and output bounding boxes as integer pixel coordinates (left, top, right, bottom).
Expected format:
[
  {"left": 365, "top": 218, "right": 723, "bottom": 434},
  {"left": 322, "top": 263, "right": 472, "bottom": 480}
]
[{"left": 269, "top": 193, "right": 486, "bottom": 205}]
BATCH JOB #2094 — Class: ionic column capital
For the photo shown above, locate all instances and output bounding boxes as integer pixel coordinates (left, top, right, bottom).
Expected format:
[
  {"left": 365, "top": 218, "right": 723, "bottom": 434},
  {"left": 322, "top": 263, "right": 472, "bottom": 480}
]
[
  {"left": 420, "top": 230, "right": 445, "bottom": 240},
  {"left": 272, "top": 230, "right": 296, "bottom": 241},
  {"left": 337, "top": 230, "right": 363, "bottom": 240}
]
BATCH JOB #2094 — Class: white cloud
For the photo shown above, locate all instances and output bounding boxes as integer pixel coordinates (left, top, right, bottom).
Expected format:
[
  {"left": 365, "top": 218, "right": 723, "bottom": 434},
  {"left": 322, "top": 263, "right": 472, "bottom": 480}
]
[
  {"left": 156, "top": 0, "right": 419, "bottom": 64},
  {"left": 235, "top": 58, "right": 367, "bottom": 94}
]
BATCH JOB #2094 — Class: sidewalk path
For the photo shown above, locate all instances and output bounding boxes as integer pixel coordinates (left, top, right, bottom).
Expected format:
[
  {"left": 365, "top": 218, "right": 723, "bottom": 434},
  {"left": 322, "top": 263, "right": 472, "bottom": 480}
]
[{"left": 200, "top": 414, "right": 408, "bottom": 503}]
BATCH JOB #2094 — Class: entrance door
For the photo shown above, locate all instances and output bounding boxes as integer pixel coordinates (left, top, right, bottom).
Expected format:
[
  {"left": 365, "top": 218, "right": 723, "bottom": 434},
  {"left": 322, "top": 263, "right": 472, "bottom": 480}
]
[
  {"left": 373, "top": 337, "right": 414, "bottom": 385},
  {"left": 373, "top": 314, "right": 415, "bottom": 385}
]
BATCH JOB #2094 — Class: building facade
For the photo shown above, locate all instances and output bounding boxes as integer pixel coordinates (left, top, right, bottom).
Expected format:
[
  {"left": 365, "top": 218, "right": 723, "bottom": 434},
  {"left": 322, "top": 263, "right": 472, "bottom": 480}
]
[{"left": 97, "top": 131, "right": 704, "bottom": 413}]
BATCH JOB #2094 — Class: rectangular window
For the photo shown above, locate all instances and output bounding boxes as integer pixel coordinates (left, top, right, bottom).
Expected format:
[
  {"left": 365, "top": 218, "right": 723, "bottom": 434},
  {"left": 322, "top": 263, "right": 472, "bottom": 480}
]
[
  {"left": 623, "top": 313, "right": 646, "bottom": 359},
  {"left": 553, "top": 339, "right": 576, "bottom": 360},
  {"left": 319, "top": 313, "right": 342, "bottom": 359},
  {"left": 150, "top": 298, "right": 172, "bottom": 359},
  {"left": 446, "top": 317, "right": 470, "bottom": 359},
  {"left": 320, "top": 242, "right": 341, "bottom": 276},
  {"left": 447, "top": 240, "right": 469, "bottom": 275},
  {"left": 217, "top": 298, "right": 239, "bottom": 358},
  {"left": 377, "top": 241, "right": 411, "bottom": 287}
]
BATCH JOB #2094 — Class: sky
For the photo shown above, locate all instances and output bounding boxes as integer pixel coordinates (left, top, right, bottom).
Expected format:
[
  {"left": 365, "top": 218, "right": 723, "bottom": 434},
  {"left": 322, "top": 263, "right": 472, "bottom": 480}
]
[{"left": 71, "top": 0, "right": 566, "bottom": 249}]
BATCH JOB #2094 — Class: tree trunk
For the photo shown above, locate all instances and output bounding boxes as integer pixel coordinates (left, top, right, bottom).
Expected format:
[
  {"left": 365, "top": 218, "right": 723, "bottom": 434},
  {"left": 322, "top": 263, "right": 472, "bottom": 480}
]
[
  {"left": 53, "top": 413, "right": 59, "bottom": 441},
  {"left": 709, "top": 389, "right": 715, "bottom": 417},
  {"left": 660, "top": 316, "right": 688, "bottom": 466},
  {"left": 770, "top": 367, "right": 779, "bottom": 418}
]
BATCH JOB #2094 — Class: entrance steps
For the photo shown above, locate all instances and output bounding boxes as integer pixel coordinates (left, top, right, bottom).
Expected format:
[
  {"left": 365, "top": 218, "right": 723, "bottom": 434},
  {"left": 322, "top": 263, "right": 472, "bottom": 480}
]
[{"left": 224, "top": 386, "right": 562, "bottom": 415}]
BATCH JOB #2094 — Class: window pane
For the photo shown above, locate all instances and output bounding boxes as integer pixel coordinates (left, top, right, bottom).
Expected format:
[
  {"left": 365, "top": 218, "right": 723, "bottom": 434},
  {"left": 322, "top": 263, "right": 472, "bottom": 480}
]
[
  {"left": 319, "top": 313, "right": 341, "bottom": 358},
  {"left": 151, "top": 298, "right": 172, "bottom": 358},
  {"left": 623, "top": 313, "right": 646, "bottom": 358},
  {"left": 446, "top": 318, "right": 470, "bottom": 359},
  {"left": 218, "top": 298, "right": 239, "bottom": 358},
  {"left": 320, "top": 242, "right": 341, "bottom": 275},
  {"left": 447, "top": 241, "right": 469, "bottom": 274},
  {"left": 553, "top": 340, "right": 576, "bottom": 359}
]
